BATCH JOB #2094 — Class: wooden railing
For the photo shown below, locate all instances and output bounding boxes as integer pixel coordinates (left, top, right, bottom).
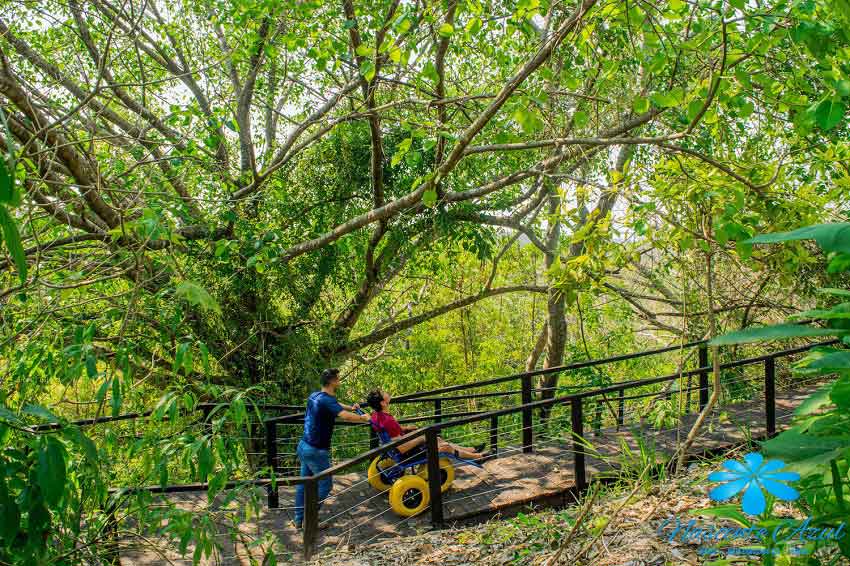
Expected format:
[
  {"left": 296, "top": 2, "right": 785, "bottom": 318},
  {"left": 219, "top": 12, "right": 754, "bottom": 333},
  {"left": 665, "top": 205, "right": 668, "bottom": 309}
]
[
  {"left": 271, "top": 339, "right": 836, "bottom": 559},
  {"left": 55, "top": 334, "right": 833, "bottom": 563}
]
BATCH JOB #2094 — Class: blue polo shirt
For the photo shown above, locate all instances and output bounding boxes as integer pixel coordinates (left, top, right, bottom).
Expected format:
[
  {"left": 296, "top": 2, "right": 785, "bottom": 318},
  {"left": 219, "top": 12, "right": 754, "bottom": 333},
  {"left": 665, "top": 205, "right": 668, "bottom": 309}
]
[{"left": 302, "top": 391, "right": 344, "bottom": 450}]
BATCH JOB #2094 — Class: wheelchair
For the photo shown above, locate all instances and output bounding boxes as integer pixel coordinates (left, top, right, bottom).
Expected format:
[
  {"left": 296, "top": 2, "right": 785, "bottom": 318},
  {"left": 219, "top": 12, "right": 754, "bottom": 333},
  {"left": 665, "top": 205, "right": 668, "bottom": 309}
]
[{"left": 365, "top": 425, "right": 483, "bottom": 517}]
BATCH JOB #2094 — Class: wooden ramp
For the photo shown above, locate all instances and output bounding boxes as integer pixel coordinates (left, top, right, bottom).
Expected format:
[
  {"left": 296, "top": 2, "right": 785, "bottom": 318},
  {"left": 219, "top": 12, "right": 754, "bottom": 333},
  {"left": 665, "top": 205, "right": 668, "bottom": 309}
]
[{"left": 117, "top": 383, "right": 821, "bottom": 566}]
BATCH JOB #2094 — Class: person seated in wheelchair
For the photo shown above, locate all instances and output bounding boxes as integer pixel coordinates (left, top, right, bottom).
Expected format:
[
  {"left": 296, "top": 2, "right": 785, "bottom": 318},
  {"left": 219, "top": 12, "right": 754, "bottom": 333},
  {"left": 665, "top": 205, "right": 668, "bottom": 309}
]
[{"left": 365, "top": 389, "right": 489, "bottom": 461}]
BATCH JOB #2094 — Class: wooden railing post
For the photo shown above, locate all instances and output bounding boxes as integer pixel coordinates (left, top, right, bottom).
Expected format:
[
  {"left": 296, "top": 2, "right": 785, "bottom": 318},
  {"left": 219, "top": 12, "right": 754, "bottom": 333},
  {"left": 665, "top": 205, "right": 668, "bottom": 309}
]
[
  {"left": 765, "top": 356, "right": 776, "bottom": 438},
  {"left": 594, "top": 399, "right": 602, "bottom": 436},
  {"left": 521, "top": 374, "right": 533, "bottom": 453},
  {"left": 698, "top": 343, "right": 709, "bottom": 412},
  {"left": 303, "top": 478, "right": 319, "bottom": 560},
  {"left": 617, "top": 389, "right": 625, "bottom": 429},
  {"left": 369, "top": 426, "right": 379, "bottom": 450},
  {"left": 490, "top": 414, "right": 499, "bottom": 455},
  {"left": 571, "top": 398, "right": 587, "bottom": 491},
  {"left": 265, "top": 421, "right": 279, "bottom": 508},
  {"left": 434, "top": 398, "right": 442, "bottom": 424},
  {"left": 426, "top": 428, "right": 444, "bottom": 527}
]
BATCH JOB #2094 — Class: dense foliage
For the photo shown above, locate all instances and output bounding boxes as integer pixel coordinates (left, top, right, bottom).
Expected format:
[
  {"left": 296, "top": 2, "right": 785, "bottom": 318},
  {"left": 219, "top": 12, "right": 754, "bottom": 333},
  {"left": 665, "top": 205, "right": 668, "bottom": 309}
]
[{"left": 708, "top": 223, "right": 850, "bottom": 563}]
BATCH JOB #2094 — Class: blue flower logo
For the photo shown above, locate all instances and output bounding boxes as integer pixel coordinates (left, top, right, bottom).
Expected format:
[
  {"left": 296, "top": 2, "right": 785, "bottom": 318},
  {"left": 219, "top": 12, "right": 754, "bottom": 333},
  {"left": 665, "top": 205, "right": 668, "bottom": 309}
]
[{"left": 708, "top": 452, "right": 800, "bottom": 516}]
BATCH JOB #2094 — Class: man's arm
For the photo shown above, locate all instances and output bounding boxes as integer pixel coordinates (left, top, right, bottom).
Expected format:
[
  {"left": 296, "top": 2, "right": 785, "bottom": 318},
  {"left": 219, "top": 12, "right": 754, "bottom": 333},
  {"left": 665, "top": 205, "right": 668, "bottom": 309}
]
[
  {"left": 340, "top": 402, "right": 361, "bottom": 412},
  {"left": 337, "top": 410, "right": 370, "bottom": 423}
]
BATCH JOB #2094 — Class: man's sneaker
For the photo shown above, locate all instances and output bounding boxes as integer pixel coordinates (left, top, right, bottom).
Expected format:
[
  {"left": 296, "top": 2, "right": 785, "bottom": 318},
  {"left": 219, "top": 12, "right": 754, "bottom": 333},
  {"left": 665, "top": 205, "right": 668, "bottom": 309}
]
[{"left": 290, "top": 520, "right": 302, "bottom": 530}]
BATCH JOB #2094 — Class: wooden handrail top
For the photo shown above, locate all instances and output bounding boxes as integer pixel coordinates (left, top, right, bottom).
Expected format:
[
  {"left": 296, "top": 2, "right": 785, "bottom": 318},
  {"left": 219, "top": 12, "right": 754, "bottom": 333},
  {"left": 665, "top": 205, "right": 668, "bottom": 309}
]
[{"left": 299, "top": 339, "right": 836, "bottom": 482}]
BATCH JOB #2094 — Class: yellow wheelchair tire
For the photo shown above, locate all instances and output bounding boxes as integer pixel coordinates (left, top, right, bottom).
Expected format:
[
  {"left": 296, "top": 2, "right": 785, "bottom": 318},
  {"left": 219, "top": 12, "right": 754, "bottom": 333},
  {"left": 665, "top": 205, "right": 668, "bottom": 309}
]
[
  {"left": 417, "top": 457, "right": 455, "bottom": 493},
  {"left": 389, "top": 475, "right": 430, "bottom": 517},
  {"left": 367, "top": 456, "right": 396, "bottom": 491}
]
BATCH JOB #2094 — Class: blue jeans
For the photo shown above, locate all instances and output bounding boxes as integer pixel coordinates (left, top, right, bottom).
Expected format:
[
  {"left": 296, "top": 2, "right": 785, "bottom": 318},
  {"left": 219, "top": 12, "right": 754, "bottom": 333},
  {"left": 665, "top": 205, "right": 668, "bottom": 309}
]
[{"left": 293, "top": 439, "right": 333, "bottom": 523}]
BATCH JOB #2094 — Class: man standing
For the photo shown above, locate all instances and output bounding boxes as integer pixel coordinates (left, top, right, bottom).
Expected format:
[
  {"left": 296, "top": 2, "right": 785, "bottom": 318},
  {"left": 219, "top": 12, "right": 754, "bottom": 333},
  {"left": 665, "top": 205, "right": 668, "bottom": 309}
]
[{"left": 293, "top": 368, "right": 370, "bottom": 528}]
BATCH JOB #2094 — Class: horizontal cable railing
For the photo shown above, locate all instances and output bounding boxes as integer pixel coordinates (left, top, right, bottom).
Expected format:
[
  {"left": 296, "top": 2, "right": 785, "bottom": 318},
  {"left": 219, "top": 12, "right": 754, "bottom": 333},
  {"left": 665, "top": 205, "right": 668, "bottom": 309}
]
[
  {"left": 80, "top": 332, "right": 835, "bottom": 562},
  {"left": 278, "top": 338, "right": 837, "bottom": 559},
  {"left": 393, "top": 338, "right": 709, "bottom": 401}
]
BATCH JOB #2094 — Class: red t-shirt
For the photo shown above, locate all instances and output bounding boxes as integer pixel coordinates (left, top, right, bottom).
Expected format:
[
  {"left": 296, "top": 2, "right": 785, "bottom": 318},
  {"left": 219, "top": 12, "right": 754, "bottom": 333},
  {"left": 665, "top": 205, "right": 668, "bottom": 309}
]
[{"left": 370, "top": 411, "right": 403, "bottom": 438}]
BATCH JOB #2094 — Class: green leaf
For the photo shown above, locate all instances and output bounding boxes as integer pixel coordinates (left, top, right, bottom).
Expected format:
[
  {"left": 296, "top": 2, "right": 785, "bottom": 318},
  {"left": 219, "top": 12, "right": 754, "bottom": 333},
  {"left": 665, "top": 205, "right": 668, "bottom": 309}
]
[
  {"left": 737, "top": 99, "right": 754, "bottom": 119},
  {"left": 633, "top": 96, "right": 650, "bottom": 114},
  {"left": 174, "top": 341, "right": 189, "bottom": 374},
  {"left": 746, "top": 223, "right": 850, "bottom": 255},
  {"left": 111, "top": 376, "right": 122, "bottom": 416},
  {"left": 762, "top": 428, "right": 850, "bottom": 463},
  {"left": 199, "top": 342, "right": 210, "bottom": 374},
  {"left": 0, "top": 480, "right": 20, "bottom": 544},
  {"left": 85, "top": 351, "right": 97, "bottom": 378},
  {"left": 153, "top": 392, "right": 177, "bottom": 421},
  {"left": 422, "top": 61, "right": 439, "bottom": 83},
  {"left": 360, "top": 60, "right": 376, "bottom": 82},
  {"left": 22, "top": 404, "right": 60, "bottom": 423},
  {"left": 687, "top": 99, "right": 703, "bottom": 121},
  {"left": 794, "top": 382, "right": 835, "bottom": 416},
  {"left": 37, "top": 437, "right": 66, "bottom": 506},
  {"left": 438, "top": 23, "right": 454, "bottom": 37},
  {"left": 650, "top": 92, "right": 674, "bottom": 108},
  {"left": 465, "top": 18, "right": 482, "bottom": 35},
  {"left": 0, "top": 406, "right": 21, "bottom": 425},
  {"left": 650, "top": 87, "right": 684, "bottom": 109},
  {"left": 197, "top": 442, "right": 212, "bottom": 481},
  {"left": 792, "top": 305, "right": 850, "bottom": 321},
  {"left": 0, "top": 157, "right": 12, "bottom": 204},
  {"left": 423, "top": 188, "right": 437, "bottom": 207},
  {"left": 709, "top": 324, "right": 844, "bottom": 346},
  {"left": 208, "top": 469, "right": 228, "bottom": 502},
  {"left": 818, "top": 288, "right": 850, "bottom": 298},
  {"left": 830, "top": 376, "right": 850, "bottom": 410},
  {"left": 354, "top": 44, "right": 371, "bottom": 57},
  {"left": 95, "top": 379, "right": 110, "bottom": 404},
  {"left": 815, "top": 99, "right": 846, "bottom": 131},
  {"left": 573, "top": 110, "right": 589, "bottom": 128},
  {"left": 63, "top": 427, "right": 98, "bottom": 463},
  {"left": 0, "top": 205, "right": 27, "bottom": 284},
  {"left": 175, "top": 281, "right": 221, "bottom": 314},
  {"left": 512, "top": 105, "right": 542, "bottom": 133}
]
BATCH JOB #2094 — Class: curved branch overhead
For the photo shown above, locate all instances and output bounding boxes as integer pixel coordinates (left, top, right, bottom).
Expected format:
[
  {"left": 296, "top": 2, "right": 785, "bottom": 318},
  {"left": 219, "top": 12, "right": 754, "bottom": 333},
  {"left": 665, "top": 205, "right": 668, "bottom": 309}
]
[{"left": 0, "top": 0, "right": 845, "bottom": 386}]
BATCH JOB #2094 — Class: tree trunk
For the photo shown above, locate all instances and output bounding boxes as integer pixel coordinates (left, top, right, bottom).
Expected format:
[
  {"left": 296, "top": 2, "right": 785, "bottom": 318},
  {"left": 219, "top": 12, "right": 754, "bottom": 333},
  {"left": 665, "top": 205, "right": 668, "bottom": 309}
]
[{"left": 539, "top": 190, "right": 566, "bottom": 420}]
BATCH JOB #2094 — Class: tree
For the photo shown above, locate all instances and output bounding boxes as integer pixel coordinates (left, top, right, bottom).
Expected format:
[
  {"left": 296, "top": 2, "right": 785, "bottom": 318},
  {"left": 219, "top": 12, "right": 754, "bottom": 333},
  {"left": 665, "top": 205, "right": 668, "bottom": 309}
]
[{"left": 1, "top": 0, "right": 848, "bottom": 397}]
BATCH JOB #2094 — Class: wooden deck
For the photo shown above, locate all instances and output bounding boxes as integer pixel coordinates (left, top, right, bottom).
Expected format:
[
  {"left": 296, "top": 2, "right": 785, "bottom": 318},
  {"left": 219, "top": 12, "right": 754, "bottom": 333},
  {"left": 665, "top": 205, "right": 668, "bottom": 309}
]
[{"left": 118, "top": 383, "right": 820, "bottom": 565}]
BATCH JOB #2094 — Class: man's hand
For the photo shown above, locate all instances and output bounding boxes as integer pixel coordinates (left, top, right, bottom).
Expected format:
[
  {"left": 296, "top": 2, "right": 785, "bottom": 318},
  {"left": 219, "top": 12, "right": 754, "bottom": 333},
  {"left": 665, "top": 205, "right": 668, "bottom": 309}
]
[
  {"left": 338, "top": 409, "right": 371, "bottom": 423},
  {"left": 350, "top": 403, "right": 361, "bottom": 412}
]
